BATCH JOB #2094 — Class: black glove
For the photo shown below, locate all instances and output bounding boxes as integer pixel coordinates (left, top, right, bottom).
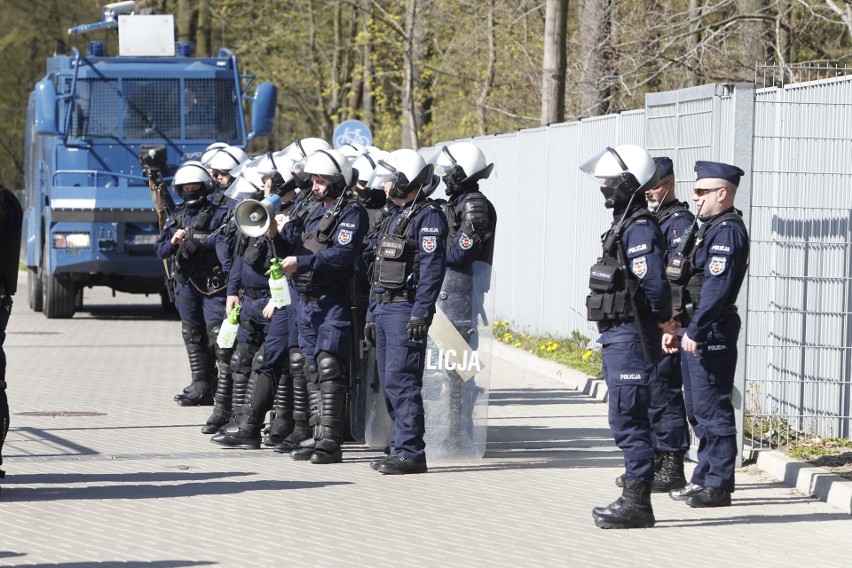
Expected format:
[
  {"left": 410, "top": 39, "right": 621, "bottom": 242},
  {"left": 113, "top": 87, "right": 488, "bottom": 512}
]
[
  {"left": 406, "top": 316, "right": 429, "bottom": 341},
  {"left": 364, "top": 322, "right": 376, "bottom": 347},
  {"left": 178, "top": 238, "right": 203, "bottom": 259}
]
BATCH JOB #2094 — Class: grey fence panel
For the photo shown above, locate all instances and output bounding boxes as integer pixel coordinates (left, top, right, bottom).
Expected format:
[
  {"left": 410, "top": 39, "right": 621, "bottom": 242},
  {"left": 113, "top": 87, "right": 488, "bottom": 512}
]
[{"left": 746, "top": 72, "right": 852, "bottom": 447}]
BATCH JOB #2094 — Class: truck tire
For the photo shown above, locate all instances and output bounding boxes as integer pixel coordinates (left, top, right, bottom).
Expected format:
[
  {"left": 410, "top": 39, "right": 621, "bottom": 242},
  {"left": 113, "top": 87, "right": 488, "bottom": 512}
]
[
  {"left": 28, "top": 268, "right": 43, "bottom": 312},
  {"left": 41, "top": 243, "right": 76, "bottom": 319}
]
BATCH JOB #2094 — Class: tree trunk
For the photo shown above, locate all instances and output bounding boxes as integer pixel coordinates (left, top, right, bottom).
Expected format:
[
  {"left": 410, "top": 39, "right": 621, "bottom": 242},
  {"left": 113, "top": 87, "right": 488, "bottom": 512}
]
[
  {"left": 541, "top": 0, "right": 568, "bottom": 126},
  {"left": 400, "top": 0, "right": 427, "bottom": 149},
  {"left": 578, "top": 0, "right": 613, "bottom": 117},
  {"left": 737, "top": 0, "right": 767, "bottom": 71},
  {"left": 360, "top": 0, "right": 374, "bottom": 128}
]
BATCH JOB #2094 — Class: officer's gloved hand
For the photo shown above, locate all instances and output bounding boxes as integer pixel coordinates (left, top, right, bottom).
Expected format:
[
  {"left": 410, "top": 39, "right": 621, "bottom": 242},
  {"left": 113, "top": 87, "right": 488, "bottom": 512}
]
[
  {"left": 179, "top": 238, "right": 203, "bottom": 259},
  {"left": 364, "top": 322, "right": 376, "bottom": 347},
  {"left": 406, "top": 316, "right": 429, "bottom": 341}
]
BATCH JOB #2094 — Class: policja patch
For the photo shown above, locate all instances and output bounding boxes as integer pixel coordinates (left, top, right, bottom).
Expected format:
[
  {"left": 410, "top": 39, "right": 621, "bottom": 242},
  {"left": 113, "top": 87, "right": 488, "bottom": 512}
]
[
  {"left": 422, "top": 235, "right": 437, "bottom": 253},
  {"left": 708, "top": 255, "right": 727, "bottom": 275},
  {"left": 338, "top": 229, "right": 353, "bottom": 245},
  {"left": 631, "top": 256, "right": 648, "bottom": 279},
  {"left": 459, "top": 233, "right": 474, "bottom": 250}
]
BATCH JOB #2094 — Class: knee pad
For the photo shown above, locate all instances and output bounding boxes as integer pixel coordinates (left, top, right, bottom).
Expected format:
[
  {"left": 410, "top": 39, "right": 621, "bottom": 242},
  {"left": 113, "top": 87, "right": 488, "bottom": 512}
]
[
  {"left": 231, "top": 343, "right": 254, "bottom": 376},
  {"left": 251, "top": 345, "right": 267, "bottom": 373},
  {"left": 289, "top": 350, "right": 306, "bottom": 376},
  {"left": 317, "top": 352, "right": 343, "bottom": 383},
  {"left": 181, "top": 323, "right": 204, "bottom": 347},
  {"left": 207, "top": 323, "right": 222, "bottom": 351}
]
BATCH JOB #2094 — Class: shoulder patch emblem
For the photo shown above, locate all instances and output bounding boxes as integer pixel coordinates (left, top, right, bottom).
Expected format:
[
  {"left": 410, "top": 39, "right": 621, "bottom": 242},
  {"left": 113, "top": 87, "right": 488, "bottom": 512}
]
[
  {"left": 459, "top": 232, "right": 474, "bottom": 250},
  {"left": 422, "top": 235, "right": 437, "bottom": 254},
  {"left": 708, "top": 255, "right": 727, "bottom": 276},
  {"left": 632, "top": 256, "right": 648, "bottom": 279},
  {"left": 337, "top": 229, "right": 353, "bottom": 245}
]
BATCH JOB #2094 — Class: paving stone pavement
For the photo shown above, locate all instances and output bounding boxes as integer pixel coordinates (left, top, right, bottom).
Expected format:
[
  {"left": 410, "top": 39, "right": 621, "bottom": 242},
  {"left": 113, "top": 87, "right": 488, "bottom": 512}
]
[{"left": 1, "top": 278, "right": 851, "bottom": 567}]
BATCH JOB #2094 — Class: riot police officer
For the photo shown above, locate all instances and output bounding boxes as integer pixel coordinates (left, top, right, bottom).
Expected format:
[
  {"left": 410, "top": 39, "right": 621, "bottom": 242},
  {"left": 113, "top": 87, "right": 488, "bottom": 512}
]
[
  {"left": 365, "top": 149, "right": 449, "bottom": 475},
  {"left": 209, "top": 155, "right": 303, "bottom": 445},
  {"left": 155, "top": 161, "right": 233, "bottom": 406},
  {"left": 615, "top": 156, "right": 692, "bottom": 492},
  {"left": 430, "top": 142, "right": 496, "bottom": 451},
  {"left": 207, "top": 145, "right": 249, "bottom": 209},
  {"left": 664, "top": 161, "right": 749, "bottom": 508},
  {"left": 0, "top": 184, "right": 22, "bottom": 494},
  {"left": 581, "top": 144, "right": 674, "bottom": 529},
  {"left": 278, "top": 149, "right": 368, "bottom": 464}
]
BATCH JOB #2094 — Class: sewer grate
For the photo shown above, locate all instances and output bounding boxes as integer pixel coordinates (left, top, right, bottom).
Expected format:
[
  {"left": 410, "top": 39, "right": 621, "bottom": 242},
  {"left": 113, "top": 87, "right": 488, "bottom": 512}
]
[{"left": 15, "top": 411, "right": 107, "bottom": 417}]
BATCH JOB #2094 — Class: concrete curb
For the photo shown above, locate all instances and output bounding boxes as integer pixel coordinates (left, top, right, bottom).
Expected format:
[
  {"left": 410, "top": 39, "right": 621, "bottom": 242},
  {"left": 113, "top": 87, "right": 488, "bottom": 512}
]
[
  {"left": 756, "top": 449, "right": 852, "bottom": 515},
  {"left": 493, "top": 340, "right": 852, "bottom": 515},
  {"left": 492, "top": 341, "right": 608, "bottom": 402}
]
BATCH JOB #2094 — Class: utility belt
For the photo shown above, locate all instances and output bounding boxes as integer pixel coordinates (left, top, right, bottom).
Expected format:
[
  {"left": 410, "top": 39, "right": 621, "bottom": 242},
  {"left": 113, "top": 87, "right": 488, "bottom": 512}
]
[
  {"left": 683, "top": 303, "right": 738, "bottom": 323},
  {"left": 299, "top": 292, "right": 329, "bottom": 303},
  {"left": 374, "top": 289, "right": 415, "bottom": 304},
  {"left": 240, "top": 287, "right": 270, "bottom": 300}
]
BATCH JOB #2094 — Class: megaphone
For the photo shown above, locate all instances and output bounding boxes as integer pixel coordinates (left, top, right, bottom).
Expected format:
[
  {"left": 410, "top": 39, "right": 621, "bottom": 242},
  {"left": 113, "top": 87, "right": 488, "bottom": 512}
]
[{"left": 234, "top": 194, "right": 282, "bottom": 237}]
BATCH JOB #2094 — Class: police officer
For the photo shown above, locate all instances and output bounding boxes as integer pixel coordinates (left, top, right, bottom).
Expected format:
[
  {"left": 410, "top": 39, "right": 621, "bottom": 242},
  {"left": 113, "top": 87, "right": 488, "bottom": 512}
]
[
  {"left": 209, "top": 156, "right": 302, "bottom": 445},
  {"left": 431, "top": 142, "right": 496, "bottom": 449},
  {"left": 155, "top": 161, "right": 233, "bottom": 406},
  {"left": 365, "top": 149, "right": 448, "bottom": 475},
  {"left": 0, "top": 184, "right": 22, "bottom": 494},
  {"left": 664, "top": 161, "right": 749, "bottom": 508},
  {"left": 278, "top": 149, "right": 368, "bottom": 464},
  {"left": 581, "top": 144, "right": 674, "bottom": 529},
  {"left": 614, "top": 157, "right": 692, "bottom": 492},
  {"left": 207, "top": 145, "right": 249, "bottom": 209}
]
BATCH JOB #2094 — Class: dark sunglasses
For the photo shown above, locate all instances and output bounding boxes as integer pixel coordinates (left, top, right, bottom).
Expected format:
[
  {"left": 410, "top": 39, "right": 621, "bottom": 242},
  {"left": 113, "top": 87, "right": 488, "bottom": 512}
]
[{"left": 694, "top": 186, "right": 723, "bottom": 196}]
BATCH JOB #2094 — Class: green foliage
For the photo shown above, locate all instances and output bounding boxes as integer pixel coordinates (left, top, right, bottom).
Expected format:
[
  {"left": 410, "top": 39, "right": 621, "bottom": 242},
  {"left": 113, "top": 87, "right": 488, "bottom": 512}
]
[
  {"left": 789, "top": 438, "right": 852, "bottom": 460},
  {"left": 493, "top": 320, "right": 603, "bottom": 379}
]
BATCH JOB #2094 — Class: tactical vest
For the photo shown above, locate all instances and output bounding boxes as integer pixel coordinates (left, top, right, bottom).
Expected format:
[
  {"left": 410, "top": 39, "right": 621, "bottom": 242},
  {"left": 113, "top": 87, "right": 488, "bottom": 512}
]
[
  {"left": 445, "top": 191, "right": 497, "bottom": 265},
  {"left": 290, "top": 198, "right": 358, "bottom": 292},
  {"left": 586, "top": 209, "right": 657, "bottom": 329},
  {"left": 683, "top": 210, "right": 748, "bottom": 317},
  {"left": 656, "top": 200, "right": 692, "bottom": 310},
  {"left": 373, "top": 200, "right": 437, "bottom": 291},
  {"left": 0, "top": 187, "right": 23, "bottom": 296},
  {"left": 655, "top": 200, "right": 690, "bottom": 227},
  {"left": 171, "top": 202, "right": 221, "bottom": 285}
]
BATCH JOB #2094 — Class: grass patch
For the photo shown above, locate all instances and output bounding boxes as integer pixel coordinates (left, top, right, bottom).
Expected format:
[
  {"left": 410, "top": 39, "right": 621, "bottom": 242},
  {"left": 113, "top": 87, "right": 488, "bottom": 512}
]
[
  {"left": 492, "top": 320, "right": 603, "bottom": 379},
  {"left": 788, "top": 437, "right": 852, "bottom": 460}
]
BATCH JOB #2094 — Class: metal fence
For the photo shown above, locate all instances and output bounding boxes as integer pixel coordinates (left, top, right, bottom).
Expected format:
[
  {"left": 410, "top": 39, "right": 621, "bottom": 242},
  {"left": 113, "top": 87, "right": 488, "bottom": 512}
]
[{"left": 425, "top": 65, "right": 852, "bottom": 450}]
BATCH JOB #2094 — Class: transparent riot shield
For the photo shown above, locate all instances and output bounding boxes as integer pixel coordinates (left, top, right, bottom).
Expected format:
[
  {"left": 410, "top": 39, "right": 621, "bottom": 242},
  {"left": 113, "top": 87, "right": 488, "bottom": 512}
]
[
  {"left": 362, "top": 344, "right": 393, "bottom": 450},
  {"left": 422, "top": 260, "right": 494, "bottom": 462}
]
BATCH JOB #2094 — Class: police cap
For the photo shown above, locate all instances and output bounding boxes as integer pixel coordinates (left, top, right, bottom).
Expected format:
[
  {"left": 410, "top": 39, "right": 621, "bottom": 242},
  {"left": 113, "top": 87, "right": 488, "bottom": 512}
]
[
  {"left": 654, "top": 156, "right": 674, "bottom": 180},
  {"left": 694, "top": 160, "right": 744, "bottom": 186}
]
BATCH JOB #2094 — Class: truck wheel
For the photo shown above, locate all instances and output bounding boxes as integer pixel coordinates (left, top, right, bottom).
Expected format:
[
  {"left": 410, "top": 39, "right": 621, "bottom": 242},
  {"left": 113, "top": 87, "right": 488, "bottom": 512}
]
[
  {"left": 28, "top": 268, "right": 43, "bottom": 312},
  {"left": 41, "top": 244, "right": 76, "bottom": 319}
]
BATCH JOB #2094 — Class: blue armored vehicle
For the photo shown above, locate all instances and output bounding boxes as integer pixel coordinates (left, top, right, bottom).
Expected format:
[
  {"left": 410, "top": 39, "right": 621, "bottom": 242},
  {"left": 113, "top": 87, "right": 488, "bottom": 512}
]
[{"left": 23, "top": 2, "right": 276, "bottom": 317}]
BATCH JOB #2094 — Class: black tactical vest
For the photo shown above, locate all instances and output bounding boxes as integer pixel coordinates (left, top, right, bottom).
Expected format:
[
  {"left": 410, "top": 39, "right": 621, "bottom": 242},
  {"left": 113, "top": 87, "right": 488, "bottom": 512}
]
[
  {"left": 374, "top": 200, "right": 437, "bottom": 291},
  {"left": 586, "top": 209, "right": 656, "bottom": 328},
  {"left": 172, "top": 202, "right": 221, "bottom": 285},
  {"left": 445, "top": 191, "right": 497, "bottom": 266},
  {"left": 290, "top": 198, "right": 359, "bottom": 292}
]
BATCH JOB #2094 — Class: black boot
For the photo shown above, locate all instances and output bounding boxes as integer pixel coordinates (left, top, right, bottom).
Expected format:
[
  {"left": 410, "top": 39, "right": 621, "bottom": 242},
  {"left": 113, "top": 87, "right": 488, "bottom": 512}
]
[
  {"left": 265, "top": 365, "right": 294, "bottom": 446},
  {"left": 275, "top": 352, "right": 312, "bottom": 453},
  {"left": 592, "top": 478, "right": 655, "bottom": 529},
  {"left": 309, "top": 354, "right": 346, "bottom": 465},
  {"left": 210, "top": 368, "right": 271, "bottom": 450},
  {"left": 686, "top": 486, "right": 731, "bottom": 508},
  {"left": 175, "top": 324, "right": 214, "bottom": 406},
  {"left": 616, "top": 451, "right": 663, "bottom": 488},
  {"left": 202, "top": 346, "right": 234, "bottom": 434},
  {"left": 290, "top": 362, "right": 321, "bottom": 461},
  {"left": 652, "top": 452, "right": 688, "bottom": 493},
  {"left": 222, "top": 342, "right": 253, "bottom": 428}
]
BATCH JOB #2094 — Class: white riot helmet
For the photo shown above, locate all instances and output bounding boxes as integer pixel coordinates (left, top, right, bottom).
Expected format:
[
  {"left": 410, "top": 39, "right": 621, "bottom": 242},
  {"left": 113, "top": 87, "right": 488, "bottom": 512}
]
[
  {"left": 430, "top": 141, "right": 493, "bottom": 196},
  {"left": 371, "top": 148, "right": 434, "bottom": 199},
  {"left": 338, "top": 142, "right": 367, "bottom": 162},
  {"left": 282, "top": 137, "right": 332, "bottom": 161},
  {"left": 208, "top": 145, "right": 249, "bottom": 175},
  {"left": 173, "top": 160, "right": 214, "bottom": 208},
  {"left": 200, "top": 142, "right": 228, "bottom": 167},
  {"left": 580, "top": 144, "right": 659, "bottom": 209},
  {"left": 297, "top": 148, "right": 353, "bottom": 198}
]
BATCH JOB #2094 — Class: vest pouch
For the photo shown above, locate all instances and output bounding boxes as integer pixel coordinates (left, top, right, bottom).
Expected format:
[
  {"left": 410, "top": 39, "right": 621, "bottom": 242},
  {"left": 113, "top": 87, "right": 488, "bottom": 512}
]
[
  {"left": 589, "top": 258, "right": 621, "bottom": 292},
  {"left": 666, "top": 255, "right": 692, "bottom": 284},
  {"left": 375, "top": 235, "right": 408, "bottom": 289},
  {"left": 586, "top": 293, "right": 605, "bottom": 321}
]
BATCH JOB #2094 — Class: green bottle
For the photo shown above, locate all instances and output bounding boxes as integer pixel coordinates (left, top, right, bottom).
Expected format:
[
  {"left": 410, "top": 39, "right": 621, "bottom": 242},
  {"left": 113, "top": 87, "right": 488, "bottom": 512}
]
[
  {"left": 267, "top": 258, "right": 291, "bottom": 308},
  {"left": 216, "top": 304, "right": 241, "bottom": 349}
]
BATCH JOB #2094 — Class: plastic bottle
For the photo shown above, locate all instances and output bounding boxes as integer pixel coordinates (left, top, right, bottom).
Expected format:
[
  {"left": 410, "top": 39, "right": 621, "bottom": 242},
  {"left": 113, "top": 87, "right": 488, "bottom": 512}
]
[
  {"left": 267, "top": 258, "right": 291, "bottom": 308},
  {"left": 216, "top": 304, "right": 241, "bottom": 349}
]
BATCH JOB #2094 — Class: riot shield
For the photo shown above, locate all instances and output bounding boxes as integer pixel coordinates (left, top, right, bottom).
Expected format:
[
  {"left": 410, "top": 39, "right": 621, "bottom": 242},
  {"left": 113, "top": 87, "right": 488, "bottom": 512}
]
[{"left": 422, "top": 260, "right": 494, "bottom": 462}]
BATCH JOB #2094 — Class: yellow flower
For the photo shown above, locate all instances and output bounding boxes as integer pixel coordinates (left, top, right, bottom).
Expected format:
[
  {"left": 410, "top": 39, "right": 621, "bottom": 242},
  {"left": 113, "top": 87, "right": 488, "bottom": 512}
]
[
  {"left": 582, "top": 350, "right": 594, "bottom": 360},
  {"left": 514, "top": 342, "right": 521, "bottom": 348}
]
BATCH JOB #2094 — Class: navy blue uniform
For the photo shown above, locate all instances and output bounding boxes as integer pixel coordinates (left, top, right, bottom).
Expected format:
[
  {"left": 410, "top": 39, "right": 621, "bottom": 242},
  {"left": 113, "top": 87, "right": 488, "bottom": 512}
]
[
  {"left": 598, "top": 204, "right": 672, "bottom": 484},
  {"left": 650, "top": 201, "right": 693, "bottom": 454},
  {"left": 156, "top": 199, "right": 232, "bottom": 406},
  {"left": 681, "top": 207, "right": 749, "bottom": 492},
  {"left": 369, "top": 200, "right": 448, "bottom": 463}
]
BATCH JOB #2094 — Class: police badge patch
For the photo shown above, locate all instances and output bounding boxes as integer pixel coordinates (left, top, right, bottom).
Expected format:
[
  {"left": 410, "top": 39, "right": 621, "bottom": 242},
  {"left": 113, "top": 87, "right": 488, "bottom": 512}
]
[
  {"left": 337, "top": 229, "right": 353, "bottom": 245},
  {"left": 459, "top": 232, "right": 474, "bottom": 250},
  {"left": 631, "top": 256, "right": 648, "bottom": 279},
  {"left": 709, "top": 255, "right": 727, "bottom": 275},
  {"left": 422, "top": 235, "right": 437, "bottom": 253}
]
